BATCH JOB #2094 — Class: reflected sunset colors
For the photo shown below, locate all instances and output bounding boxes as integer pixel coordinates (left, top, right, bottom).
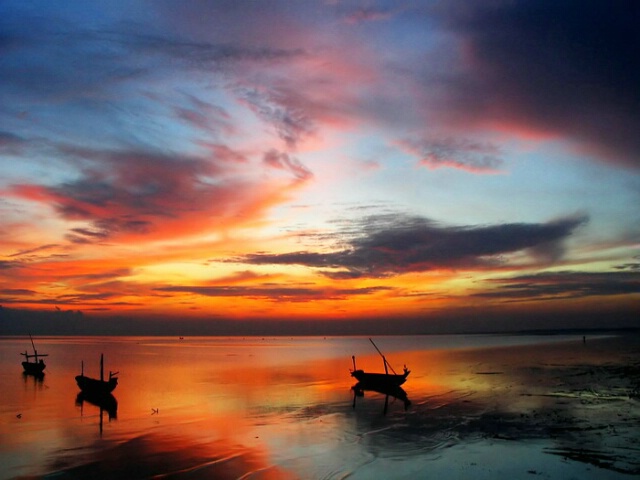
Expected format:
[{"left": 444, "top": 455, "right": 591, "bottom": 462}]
[
  {"left": 0, "top": 336, "right": 478, "bottom": 478},
  {"left": 2, "top": 334, "right": 639, "bottom": 478}
]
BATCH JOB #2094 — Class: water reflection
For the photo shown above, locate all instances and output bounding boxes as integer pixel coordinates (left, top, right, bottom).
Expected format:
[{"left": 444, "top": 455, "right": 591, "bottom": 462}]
[
  {"left": 41, "top": 432, "right": 295, "bottom": 479},
  {"left": 76, "top": 392, "right": 118, "bottom": 436},
  {"left": 21, "top": 371, "right": 45, "bottom": 386},
  {"left": 76, "top": 392, "right": 118, "bottom": 420},
  {"left": 1, "top": 335, "right": 638, "bottom": 479},
  {"left": 352, "top": 382, "right": 411, "bottom": 415}
]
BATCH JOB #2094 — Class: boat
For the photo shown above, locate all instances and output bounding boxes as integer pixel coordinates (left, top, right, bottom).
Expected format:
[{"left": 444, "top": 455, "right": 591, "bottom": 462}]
[
  {"left": 75, "top": 354, "right": 118, "bottom": 396},
  {"left": 21, "top": 334, "right": 48, "bottom": 375},
  {"left": 350, "top": 338, "right": 410, "bottom": 388}
]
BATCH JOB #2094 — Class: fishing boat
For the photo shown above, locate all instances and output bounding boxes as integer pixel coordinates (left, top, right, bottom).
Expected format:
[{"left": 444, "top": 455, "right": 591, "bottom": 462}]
[
  {"left": 21, "top": 334, "right": 48, "bottom": 375},
  {"left": 350, "top": 338, "right": 410, "bottom": 388},
  {"left": 75, "top": 354, "right": 118, "bottom": 396}
]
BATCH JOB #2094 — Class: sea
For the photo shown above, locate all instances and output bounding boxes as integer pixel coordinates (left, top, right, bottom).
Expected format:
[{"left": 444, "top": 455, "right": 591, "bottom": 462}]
[{"left": 0, "top": 334, "right": 625, "bottom": 479}]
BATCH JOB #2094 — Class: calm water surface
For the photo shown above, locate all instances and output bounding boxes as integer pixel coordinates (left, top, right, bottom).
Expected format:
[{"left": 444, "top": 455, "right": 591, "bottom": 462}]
[{"left": 0, "top": 334, "right": 602, "bottom": 479}]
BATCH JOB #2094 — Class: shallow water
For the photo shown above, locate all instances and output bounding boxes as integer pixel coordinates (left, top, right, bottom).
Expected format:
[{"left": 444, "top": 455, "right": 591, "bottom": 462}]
[{"left": 0, "top": 334, "right": 636, "bottom": 479}]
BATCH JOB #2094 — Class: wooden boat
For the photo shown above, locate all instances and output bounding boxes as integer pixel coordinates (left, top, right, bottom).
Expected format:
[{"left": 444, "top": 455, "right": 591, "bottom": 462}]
[
  {"left": 350, "top": 338, "right": 410, "bottom": 387},
  {"left": 351, "top": 368, "right": 410, "bottom": 387},
  {"left": 75, "top": 354, "right": 118, "bottom": 396},
  {"left": 21, "top": 334, "right": 48, "bottom": 375}
]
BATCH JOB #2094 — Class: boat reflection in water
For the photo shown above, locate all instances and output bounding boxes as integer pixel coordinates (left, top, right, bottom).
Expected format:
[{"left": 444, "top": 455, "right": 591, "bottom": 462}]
[
  {"left": 351, "top": 381, "right": 411, "bottom": 415},
  {"left": 76, "top": 391, "right": 118, "bottom": 435},
  {"left": 76, "top": 391, "right": 118, "bottom": 420},
  {"left": 22, "top": 371, "right": 45, "bottom": 385}
]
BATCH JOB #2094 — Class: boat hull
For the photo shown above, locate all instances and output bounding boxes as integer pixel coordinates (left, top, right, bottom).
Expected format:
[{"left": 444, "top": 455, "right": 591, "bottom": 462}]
[
  {"left": 351, "top": 370, "right": 409, "bottom": 387},
  {"left": 22, "top": 361, "right": 46, "bottom": 375},
  {"left": 75, "top": 375, "right": 117, "bottom": 396}
]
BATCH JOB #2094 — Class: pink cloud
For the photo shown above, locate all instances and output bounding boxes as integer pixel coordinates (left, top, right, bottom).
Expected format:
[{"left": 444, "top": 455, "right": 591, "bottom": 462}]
[{"left": 8, "top": 146, "right": 307, "bottom": 244}]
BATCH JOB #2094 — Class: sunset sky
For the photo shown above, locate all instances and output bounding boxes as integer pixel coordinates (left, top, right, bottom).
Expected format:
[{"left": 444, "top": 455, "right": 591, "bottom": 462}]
[{"left": 1, "top": 1, "right": 638, "bottom": 334}]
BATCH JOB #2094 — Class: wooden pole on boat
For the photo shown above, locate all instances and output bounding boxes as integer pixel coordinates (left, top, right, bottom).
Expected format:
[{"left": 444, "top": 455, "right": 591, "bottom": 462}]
[
  {"left": 369, "top": 338, "right": 397, "bottom": 374},
  {"left": 100, "top": 354, "right": 104, "bottom": 382},
  {"left": 29, "top": 333, "right": 38, "bottom": 363}
]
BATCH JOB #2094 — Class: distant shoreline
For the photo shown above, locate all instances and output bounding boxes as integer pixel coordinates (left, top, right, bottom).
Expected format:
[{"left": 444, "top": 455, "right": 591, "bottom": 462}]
[
  {"left": 1, "top": 305, "right": 638, "bottom": 337},
  {"left": 1, "top": 328, "right": 637, "bottom": 338}
]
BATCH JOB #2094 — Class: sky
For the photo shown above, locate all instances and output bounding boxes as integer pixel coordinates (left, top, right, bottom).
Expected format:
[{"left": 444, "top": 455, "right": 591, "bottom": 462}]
[{"left": 1, "top": 0, "right": 639, "bottom": 334}]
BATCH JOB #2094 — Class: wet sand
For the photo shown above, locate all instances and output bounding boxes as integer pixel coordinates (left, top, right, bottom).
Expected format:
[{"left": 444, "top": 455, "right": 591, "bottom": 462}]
[{"left": 369, "top": 334, "right": 640, "bottom": 478}]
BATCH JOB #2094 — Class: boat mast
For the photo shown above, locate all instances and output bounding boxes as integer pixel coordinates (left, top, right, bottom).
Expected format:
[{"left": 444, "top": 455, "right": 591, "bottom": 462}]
[
  {"left": 100, "top": 354, "right": 104, "bottom": 382},
  {"left": 29, "top": 333, "right": 38, "bottom": 363},
  {"left": 369, "top": 338, "right": 397, "bottom": 375}
]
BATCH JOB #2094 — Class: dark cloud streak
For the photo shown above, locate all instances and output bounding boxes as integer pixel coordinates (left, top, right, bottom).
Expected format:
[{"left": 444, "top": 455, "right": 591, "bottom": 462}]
[
  {"left": 399, "top": 136, "right": 504, "bottom": 173},
  {"left": 477, "top": 271, "right": 640, "bottom": 302},
  {"left": 263, "top": 149, "right": 313, "bottom": 181},
  {"left": 156, "top": 284, "right": 390, "bottom": 302},
  {"left": 239, "top": 214, "right": 588, "bottom": 278}
]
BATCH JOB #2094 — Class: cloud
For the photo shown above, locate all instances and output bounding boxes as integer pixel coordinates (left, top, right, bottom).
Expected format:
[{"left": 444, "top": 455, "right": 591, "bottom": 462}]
[
  {"left": 9, "top": 145, "right": 300, "bottom": 243},
  {"left": 0, "top": 9, "right": 304, "bottom": 104},
  {"left": 201, "top": 144, "right": 249, "bottom": 164},
  {"left": 235, "top": 85, "right": 316, "bottom": 148},
  {"left": 398, "top": 136, "right": 504, "bottom": 173},
  {"left": 341, "top": 6, "right": 397, "bottom": 24},
  {"left": 238, "top": 213, "right": 589, "bottom": 278},
  {"left": 0, "top": 261, "right": 17, "bottom": 270},
  {"left": 431, "top": 0, "right": 640, "bottom": 168},
  {"left": 0, "top": 288, "right": 37, "bottom": 297},
  {"left": 476, "top": 271, "right": 640, "bottom": 302},
  {"left": 263, "top": 149, "right": 313, "bottom": 182},
  {"left": 8, "top": 244, "right": 60, "bottom": 258},
  {"left": 0, "top": 130, "right": 26, "bottom": 153},
  {"left": 155, "top": 284, "right": 390, "bottom": 302},
  {"left": 614, "top": 260, "right": 640, "bottom": 271},
  {"left": 173, "top": 94, "right": 234, "bottom": 134},
  {"left": 128, "top": 31, "right": 304, "bottom": 67}
]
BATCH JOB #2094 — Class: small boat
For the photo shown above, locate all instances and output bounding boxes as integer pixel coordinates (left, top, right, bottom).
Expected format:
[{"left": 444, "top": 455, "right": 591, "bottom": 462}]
[
  {"left": 350, "top": 338, "right": 410, "bottom": 387},
  {"left": 351, "top": 368, "right": 410, "bottom": 387},
  {"left": 75, "top": 354, "right": 118, "bottom": 396},
  {"left": 21, "top": 334, "right": 48, "bottom": 375}
]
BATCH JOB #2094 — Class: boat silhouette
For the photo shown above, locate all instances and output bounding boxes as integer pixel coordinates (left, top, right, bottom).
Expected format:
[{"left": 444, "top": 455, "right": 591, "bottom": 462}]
[
  {"left": 21, "top": 334, "right": 48, "bottom": 376},
  {"left": 76, "top": 354, "right": 118, "bottom": 396},
  {"left": 350, "top": 338, "right": 411, "bottom": 414},
  {"left": 350, "top": 338, "right": 410, "bottom": 387}
]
